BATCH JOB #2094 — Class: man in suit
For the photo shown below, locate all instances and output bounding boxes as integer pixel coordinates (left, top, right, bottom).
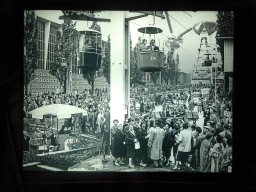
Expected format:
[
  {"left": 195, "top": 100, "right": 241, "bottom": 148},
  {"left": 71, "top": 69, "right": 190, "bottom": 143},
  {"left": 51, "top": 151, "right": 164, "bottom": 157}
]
[{"left": 147, "top": 39, "right": 159, "bottom": 51}]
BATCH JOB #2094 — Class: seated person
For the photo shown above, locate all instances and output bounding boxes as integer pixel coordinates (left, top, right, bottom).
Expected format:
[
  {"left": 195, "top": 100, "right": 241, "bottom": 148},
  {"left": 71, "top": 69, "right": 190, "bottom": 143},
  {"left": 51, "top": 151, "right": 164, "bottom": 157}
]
[
  {"left": 59, "top": 125, "right": 66, "bottom": 134},
  {"left": 139, "top": 39, "right": 148, "bottom": 51},
  {"left": 147, "top": 39, "right": 159, "bottom": 51},
  {"left": 83, "top": 39, "right": 94, "bottom": 52}
]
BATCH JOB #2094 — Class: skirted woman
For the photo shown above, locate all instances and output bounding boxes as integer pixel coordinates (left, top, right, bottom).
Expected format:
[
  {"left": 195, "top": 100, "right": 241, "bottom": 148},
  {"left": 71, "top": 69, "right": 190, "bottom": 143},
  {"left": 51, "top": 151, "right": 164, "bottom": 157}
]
[
  {"left": 112, "top": 123, "right": 126, "bottom": 166},
  {"left": 221, "top": 138, "right": 232, "bottom": 172},
  {"left": 29, "top": 127, "right": 42, "bottom": 162},
  {"left": 100, "top": 121, "right": 110, "bottom": 163},
  {"left": 162, "top": 125, "right": 173, "bottom": 167},
  {"left": 125, "top": 124, "right": 138, "bottom": 168},
  {"left": 200, "top": 132, "right": 213, "bottom": 172},
  {"left": 137, "top": 122, "right": 149, "bottom": 166},
  {"left": 209, "top": 134, "right": 224, "bottom": 172}
]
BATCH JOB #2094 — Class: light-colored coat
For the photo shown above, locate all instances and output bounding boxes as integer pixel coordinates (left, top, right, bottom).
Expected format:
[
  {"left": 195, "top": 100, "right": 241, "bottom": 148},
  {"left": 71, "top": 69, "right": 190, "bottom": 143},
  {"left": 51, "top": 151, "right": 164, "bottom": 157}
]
[{"left": 148, "top": 127, "right": 165, "bottom": 160}]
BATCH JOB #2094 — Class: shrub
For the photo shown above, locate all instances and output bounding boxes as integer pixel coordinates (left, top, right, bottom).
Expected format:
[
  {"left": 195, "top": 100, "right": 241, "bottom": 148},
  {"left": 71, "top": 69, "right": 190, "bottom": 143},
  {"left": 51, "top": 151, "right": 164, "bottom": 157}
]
[{"left": 38, "top": 147, "right": 100, "bottom": 170}]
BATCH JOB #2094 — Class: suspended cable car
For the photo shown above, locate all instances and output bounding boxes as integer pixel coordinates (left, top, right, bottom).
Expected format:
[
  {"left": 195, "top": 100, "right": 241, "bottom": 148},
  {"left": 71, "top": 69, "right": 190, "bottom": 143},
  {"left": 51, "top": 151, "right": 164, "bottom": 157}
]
[
  {"left": 77, "top": 29, "right": 102, "bottom": 71},
  {"left": 136, "top": 26, "right": 164, "bottom": 72}
]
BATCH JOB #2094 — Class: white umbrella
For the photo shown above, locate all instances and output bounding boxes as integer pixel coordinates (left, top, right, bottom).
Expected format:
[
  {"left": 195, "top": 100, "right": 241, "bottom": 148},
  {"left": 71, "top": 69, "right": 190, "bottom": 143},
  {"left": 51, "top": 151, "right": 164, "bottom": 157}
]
[{"left": 28, "top": 104, "right": 87, "bottom": 119}]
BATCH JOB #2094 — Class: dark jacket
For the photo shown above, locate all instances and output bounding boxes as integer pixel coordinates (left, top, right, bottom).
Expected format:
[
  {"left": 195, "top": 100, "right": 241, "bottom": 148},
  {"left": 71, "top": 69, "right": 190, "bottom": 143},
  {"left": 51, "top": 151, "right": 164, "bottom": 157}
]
[
  {"left": 147, "top": 45, "right": 159, "bottom": 51},
  {"left": 137, "top": 128, "right": 148, "bottom": 157},
  {"left": 163, "top": 130, "right": 173, "bottom": 158},
  {"left": 112, "top": 129, "right": 126, "bottom": 158},
  {"left": 125, "top": 130, "right": 137, "bottom": 158}
]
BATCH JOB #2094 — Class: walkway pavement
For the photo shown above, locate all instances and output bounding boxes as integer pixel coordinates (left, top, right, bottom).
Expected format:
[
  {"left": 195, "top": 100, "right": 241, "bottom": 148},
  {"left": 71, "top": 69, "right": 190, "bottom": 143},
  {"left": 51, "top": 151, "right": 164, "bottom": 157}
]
[{"left": 68, "top": 154, "right": 180, "bottom": 172}]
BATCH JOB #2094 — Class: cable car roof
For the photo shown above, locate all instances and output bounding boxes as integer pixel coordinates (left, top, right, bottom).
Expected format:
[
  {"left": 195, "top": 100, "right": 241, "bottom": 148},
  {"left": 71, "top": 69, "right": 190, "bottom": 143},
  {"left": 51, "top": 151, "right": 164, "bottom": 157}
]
[
  {"left": 138, "top": 27, "right": 163, "bottom": 34},
  {"left": 79, "top": 29, "right": 102, "bottom": 35}
]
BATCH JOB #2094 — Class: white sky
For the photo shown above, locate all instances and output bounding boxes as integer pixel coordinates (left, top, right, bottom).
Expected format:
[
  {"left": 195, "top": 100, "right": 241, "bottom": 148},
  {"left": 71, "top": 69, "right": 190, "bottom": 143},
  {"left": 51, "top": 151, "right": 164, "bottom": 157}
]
[{"left": 35, "top": 10, "right": 218, "bottom": 73}]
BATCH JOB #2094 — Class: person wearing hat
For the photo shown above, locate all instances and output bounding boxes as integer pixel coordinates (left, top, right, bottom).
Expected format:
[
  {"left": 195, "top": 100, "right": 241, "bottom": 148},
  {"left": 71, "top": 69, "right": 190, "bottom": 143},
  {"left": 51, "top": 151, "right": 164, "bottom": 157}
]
[
  {"left": 148, "top": 119, "right": 165, "bottom": 168},
  {"left": 174, "top": 122, "right": 193, "bottom": 171},
  {"left": 200, "top": 132, "right": 213, "bottom": 172}
]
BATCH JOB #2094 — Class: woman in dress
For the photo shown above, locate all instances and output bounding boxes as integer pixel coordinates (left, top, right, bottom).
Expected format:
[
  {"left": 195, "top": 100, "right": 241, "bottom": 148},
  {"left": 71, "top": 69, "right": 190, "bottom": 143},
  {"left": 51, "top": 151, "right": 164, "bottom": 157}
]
[
  {"left": 221, "top": 138, "right": 232, "bottom": 172},
  {"left": 112, "top": 123, "right": 126, "bottom": 166},
  {"left": 125, "top": 124, "right": 138, "bottom": 168},
  {"left": 200, "top": 132, "right": 213, "bottom": 172},
  {"left": 209, "top": 134, "right": 224, "bottom": 172},
  {"left": 137, "top": 122, "right": 149, "bottom": 166},
  {"left": 29, "top": 127, "right": 42, "bottom": 162},
  {"left": 140, "top": 39, "right": 148, "bottom": 51},
  {"left": 100, "top": 122, "right": 110, "bottom": 163},
  {"left": 83, "top": 39, "right": 93, "bottom": 52},
  {"left": 162, "top": 125, "right": 173, "bottom": 167}
]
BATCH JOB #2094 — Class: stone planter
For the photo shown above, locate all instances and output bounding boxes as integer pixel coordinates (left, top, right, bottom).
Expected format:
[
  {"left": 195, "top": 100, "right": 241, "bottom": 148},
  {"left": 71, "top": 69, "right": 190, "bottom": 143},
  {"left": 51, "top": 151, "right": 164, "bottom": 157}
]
[{"left": 36, "top": 145, "right": 100, "bottom": 170}]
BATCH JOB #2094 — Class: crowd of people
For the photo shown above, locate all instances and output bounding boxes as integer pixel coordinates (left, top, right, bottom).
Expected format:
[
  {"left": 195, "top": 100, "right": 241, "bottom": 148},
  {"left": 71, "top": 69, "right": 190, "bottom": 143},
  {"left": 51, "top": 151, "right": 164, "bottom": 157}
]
[
  {"left": 23, "top": 82, "right": 233, "bottom": 172},
  {"left": 99, "top": 83, "right": 233, "bottom": 172},
  {"left": 23, "top": 88, "right": 111, "bottom": 137}
]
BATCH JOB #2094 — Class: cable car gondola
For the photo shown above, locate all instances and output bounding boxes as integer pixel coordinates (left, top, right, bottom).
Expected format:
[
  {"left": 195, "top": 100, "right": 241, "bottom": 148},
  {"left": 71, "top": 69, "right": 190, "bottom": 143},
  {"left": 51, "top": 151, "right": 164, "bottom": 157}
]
[
  {"left": 78, "top": 29, "right": 102, "bottom": 71},
  {"left": 136, "top": 27, "right": 164, "bottom": 72}
]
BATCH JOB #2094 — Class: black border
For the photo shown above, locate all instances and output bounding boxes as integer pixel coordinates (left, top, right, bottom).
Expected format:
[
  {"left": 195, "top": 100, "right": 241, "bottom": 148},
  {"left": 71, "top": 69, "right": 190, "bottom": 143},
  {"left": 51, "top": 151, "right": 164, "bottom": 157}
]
[{"left": 1, "top": 0, "right": 256, "bottom": 191}]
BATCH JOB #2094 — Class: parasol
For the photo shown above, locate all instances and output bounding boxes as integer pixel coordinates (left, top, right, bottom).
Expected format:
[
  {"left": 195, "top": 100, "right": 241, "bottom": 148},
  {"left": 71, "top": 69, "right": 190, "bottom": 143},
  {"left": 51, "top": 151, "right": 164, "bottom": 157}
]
[{"left": 28, "top": 104, "right": 87, "bottom": 119}]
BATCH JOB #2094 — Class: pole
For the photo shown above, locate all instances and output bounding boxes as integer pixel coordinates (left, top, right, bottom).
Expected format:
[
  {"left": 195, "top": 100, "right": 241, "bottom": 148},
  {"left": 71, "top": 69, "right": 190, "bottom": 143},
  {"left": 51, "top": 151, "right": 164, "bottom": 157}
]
[
  {"left": 164, "top": 11, "right": 173, "bottom": 34},
  {"left": 57, "top": 117, "right": 58, "bottom": 134},
  {"left": 215, "top": 67, "right": 216, "bottom": 102}
]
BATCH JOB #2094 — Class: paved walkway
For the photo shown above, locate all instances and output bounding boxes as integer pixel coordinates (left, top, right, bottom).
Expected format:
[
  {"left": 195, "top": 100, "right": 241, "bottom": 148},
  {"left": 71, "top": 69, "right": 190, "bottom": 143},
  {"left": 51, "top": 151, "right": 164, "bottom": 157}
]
[{"left": 68, "top": 154, "right": 180, "bottom": 172}]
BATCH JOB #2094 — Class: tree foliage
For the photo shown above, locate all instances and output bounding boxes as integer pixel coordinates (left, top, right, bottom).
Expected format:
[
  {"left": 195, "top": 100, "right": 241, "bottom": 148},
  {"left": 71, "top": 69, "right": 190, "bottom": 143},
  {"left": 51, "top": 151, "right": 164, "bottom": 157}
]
[
  {"left": 216, "top": 11, "right": 234, "bottom": 37},
  {"left": 162, "top": 52, "right": 180, "bottom": 85},
  {"left": 50, "top": 18, "right": 78, "bottom": 94},
  {"left": 216, "top": 11, "right": 234, "bottom": 64},
  {"left": 130, "top": 47, "right": 143, "bottom": 85},
  {"left": 82, "top": 21, "right": 102, "bottom": 95},
  {"left": 130, "top": 35, "right": 143, "bottom": 85},
  {"left": 24, "top": 10, "right": 39, "bottom": 95},
  {"left": 102, "top": 34, "right": 110, "bottom": 84}
]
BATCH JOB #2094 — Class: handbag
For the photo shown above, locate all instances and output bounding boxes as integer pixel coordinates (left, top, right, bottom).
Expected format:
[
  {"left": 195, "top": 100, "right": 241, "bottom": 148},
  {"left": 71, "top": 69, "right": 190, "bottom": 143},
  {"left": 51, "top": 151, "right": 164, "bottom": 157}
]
[{"left": 135, "top": 141, "right": 140, "bottom": 149}]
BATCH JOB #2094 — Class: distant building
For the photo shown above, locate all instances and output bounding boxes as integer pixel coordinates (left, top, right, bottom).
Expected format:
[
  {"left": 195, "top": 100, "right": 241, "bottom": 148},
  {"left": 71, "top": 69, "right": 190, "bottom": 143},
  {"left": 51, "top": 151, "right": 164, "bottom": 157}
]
[
  {"left": 178, "top": 72, "right": 191, "bottom": 84},
  {"left": 216, "top": 36, "right": 233, "bottom": 95},
  {"left": 26, "top": 14, "right": 110, "bottom": 95}
]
